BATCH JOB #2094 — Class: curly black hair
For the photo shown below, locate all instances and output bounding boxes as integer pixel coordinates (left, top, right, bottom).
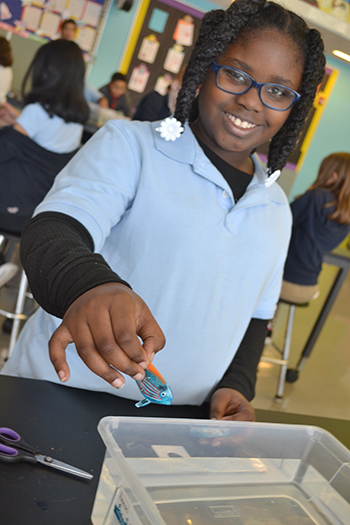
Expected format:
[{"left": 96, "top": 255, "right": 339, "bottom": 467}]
[{"left": 174, "top": 0, "right": 326, "bottom": 176}]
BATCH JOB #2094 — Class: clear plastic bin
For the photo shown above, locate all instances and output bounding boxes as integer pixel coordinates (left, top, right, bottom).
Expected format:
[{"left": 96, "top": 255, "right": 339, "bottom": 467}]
[{"left": 91, "top": 416, "right": 350, "bottom": 525}]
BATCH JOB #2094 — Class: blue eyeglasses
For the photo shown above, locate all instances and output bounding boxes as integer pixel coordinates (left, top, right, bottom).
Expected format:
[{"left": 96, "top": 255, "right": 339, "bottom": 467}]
[{"left": 212, "top": 62, "right": 300, "bottom": 111}]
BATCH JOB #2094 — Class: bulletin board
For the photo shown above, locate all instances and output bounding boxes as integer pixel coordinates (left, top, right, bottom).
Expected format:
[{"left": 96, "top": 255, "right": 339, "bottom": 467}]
[
  {"left": 120, "top": 0, "right": 204, "bottom": 111},
  {"left": 0, "top": 0, "right": 109, "bottom": 54}
]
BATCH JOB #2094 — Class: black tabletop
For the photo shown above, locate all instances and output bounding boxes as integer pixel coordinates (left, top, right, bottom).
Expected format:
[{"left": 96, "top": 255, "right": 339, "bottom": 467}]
[{"left": 0, "top": 374, "right": 349, "bottom": 524}]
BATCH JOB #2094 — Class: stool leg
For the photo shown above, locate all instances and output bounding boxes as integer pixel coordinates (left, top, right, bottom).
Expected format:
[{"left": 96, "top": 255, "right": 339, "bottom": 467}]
[
  {"left": 275, "top": 305, "right": 295, "bottom": 400},
  {"left": 7, "top": 271, "right": 28, "bottom": 360}
]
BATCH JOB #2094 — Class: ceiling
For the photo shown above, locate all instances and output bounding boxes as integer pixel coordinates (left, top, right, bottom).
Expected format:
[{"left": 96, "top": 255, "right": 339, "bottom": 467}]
[{"left": 211, "top": 0, "right": 350, "bottom": 64}]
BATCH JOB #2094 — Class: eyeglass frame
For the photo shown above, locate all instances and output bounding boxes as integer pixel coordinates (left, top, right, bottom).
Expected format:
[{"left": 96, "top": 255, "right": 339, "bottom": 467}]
[{"left": 212, "top": 62, "right": 301, "bottom": 111}]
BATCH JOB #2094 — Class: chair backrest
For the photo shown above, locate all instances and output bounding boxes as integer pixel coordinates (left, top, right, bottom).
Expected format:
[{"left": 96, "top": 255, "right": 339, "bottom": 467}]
[{"left": 0, "top": 126, "right": 78, "bottom": 235}]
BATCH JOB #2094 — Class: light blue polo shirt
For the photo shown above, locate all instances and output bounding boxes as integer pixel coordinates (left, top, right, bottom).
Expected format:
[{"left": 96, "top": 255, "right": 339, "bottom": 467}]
[
  {"left": 3, "top": 120, "right": 292, "bottom": 405},
  {"left": 16, "top": 103, "right": 83, "bottom": 153}
]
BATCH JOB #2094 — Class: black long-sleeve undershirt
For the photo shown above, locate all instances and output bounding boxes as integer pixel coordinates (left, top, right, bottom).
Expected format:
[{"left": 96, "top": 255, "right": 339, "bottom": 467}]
[
  {"left": 20, "top": 212, "right": 131, "bottom": 319},
  {"left": 214, "top": 317, "right": 268, "bottom": 401}
]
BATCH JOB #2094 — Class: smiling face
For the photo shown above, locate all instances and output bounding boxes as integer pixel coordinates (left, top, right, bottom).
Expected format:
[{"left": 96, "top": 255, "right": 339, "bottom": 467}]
[{"left": 192, "top": 29, "right": 304, "bottom": 173}]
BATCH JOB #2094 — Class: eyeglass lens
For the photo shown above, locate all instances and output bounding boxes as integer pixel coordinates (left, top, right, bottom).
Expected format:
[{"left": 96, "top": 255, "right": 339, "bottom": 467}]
[{"left": 217, "top": 67, "right": 296, "bottom": 110}]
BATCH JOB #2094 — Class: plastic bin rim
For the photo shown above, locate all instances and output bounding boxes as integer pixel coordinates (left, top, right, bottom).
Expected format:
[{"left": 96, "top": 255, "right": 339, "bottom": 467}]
[{"left": 97, "top": 416, "right": 350, "bottom": 455}]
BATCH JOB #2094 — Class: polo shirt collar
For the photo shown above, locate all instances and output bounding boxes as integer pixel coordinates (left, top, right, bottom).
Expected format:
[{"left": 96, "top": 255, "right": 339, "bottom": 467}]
[
  {"left": 152, "top": 121, "right": 285, "bottom": 205},
  {"left": 152, "top": 120, "right": 197, "bottom": 164}
]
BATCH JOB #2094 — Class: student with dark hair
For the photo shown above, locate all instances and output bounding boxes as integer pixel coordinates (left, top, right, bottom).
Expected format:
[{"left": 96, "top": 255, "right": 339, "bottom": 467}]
[
  {"left": 0, "top": 39, "right": 89, "bottom": 234},
  {"left": 0, "top": 36, "right": 13, "bottom": 103},
  {"left": 3, "top": 0, "right": 325, "bottom": 420},
  {"left": 98, "top": 72, "right": 131, "bottom": 116}
]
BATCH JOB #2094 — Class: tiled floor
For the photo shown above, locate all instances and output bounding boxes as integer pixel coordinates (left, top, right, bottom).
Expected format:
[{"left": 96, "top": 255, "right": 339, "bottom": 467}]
[
  {"left": 0, "top": 253, "right": 349, "bottom": 422},
  {"left": 253, "top": 260, "right": 350, "bottom": 421}
]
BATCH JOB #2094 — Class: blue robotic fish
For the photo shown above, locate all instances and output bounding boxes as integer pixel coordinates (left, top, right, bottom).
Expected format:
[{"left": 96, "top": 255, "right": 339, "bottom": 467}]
[{"left": 135, "top": 363, "right": 173, "bottom": 408}]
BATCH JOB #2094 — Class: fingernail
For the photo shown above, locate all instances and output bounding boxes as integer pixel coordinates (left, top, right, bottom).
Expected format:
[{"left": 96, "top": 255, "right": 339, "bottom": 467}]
[
  {"left": 111, "top": 378, "right": 124, "bottom": 389},
  {"left": 139, "top": 361, "right": 148, "bottom": 369},
  {"left": 133, "top": 372, "right": 144, "bottom": 381},
  {"left": 58, "top": 370, "right": 67, "bottom": 382}
]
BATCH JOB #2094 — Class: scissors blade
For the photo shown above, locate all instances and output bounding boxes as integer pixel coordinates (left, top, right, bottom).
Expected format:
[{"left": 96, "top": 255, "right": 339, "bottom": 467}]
[{"left": 35, "top": 454, "right": 93, "bottom": 480}]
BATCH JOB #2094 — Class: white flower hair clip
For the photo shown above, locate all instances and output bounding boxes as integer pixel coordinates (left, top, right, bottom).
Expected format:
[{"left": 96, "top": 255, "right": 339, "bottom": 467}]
[
  {"left": 264, "top": 169, "right": 281, "bottom": 188},
  {"left": 156, "top": 117, "right": 184, "bottom": 141}
]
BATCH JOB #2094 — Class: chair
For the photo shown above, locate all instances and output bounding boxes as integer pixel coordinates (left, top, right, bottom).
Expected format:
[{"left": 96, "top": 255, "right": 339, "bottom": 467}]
[
  {"left": 260, "top": 299, "right": 309, "bottom": 402},
  {"left": 0, "top": 232, "right": 37, "bottom": 360}
]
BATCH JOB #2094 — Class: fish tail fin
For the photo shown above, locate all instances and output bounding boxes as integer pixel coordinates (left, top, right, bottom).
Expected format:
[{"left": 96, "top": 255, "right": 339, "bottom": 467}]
[{"left": 135, "top": 398, "right": 152, "bottom": 408}]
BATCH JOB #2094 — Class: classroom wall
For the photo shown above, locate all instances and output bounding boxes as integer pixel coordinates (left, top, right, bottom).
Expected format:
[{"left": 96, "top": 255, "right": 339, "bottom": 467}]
[
  {"left": 0, "top": 29, "right": 42, "bottom": 94},
  {"left": 87, "top": 0, "right": 218, "bottom": 89},
  {"left": 290, "top": 55, "right": 350, "bottom": 200}
]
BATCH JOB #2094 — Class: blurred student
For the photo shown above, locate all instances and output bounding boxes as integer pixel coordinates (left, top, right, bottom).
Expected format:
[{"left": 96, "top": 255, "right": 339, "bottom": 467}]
[
  {"left": 0, "top": 37, "right": 13, "bottom": 103},
  {"left": 281, "top": 152, "right": 350, "bottom": 304},
  {"left": 133, "top": 68, "right": 185, "bottom": 122},
  {"left": 60, "top": 19, "right": 77, "bottom": 41},
  {"left": 0, "top": 39, "right": 89, "bottom": 235},
  {"left": 58, "top": 20, "right": 105, "bottom": 106},
  {"left": 98, "top": 72, "right": 131, "bottom": 116}
]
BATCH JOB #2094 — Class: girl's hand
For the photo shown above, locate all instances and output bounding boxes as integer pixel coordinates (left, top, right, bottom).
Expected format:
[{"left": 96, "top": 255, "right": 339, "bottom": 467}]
[
  {"left": 0, "top": 102, "right": 20, "bottom": 125},
  {"left": 209, "top": 388, "right": 255, "bottom": 422},
  {"left": 49, "top": 283, "right": 165, "bottom": 388}
]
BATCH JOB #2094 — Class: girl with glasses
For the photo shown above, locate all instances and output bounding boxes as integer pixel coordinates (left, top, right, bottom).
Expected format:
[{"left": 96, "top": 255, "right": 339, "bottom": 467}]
[{"left": 3, "top": 0, "right": 325, "bottom": 421}]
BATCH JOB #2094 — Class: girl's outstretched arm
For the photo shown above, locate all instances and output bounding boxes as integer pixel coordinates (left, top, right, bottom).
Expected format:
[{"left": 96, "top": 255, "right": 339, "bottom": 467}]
[{"left": 20, "top": 212, "right": 165, "bottom": 388}]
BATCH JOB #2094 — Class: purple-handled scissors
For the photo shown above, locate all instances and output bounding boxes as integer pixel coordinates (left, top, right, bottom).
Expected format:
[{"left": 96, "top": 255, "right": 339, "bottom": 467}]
[{"left": 0, "top": 427, "right": 93, "bottom": 480}]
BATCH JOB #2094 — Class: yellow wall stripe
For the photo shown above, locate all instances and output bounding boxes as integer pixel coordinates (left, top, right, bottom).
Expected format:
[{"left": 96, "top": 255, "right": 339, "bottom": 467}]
[
  {"left": 297, "top": 67, "right": 339, "bottom": 172},
  {"left": 119, "top": 0, "right": 152, "bottom": 73}
]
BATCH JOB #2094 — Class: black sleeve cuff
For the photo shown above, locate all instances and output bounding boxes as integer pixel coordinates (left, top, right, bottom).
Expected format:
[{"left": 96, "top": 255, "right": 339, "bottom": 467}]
[
  {"left": 214, "top": 318, "right": 268, "bottom": 401},
  {"left": 20, "top": 211, "right": 131, "bottom": 318}
]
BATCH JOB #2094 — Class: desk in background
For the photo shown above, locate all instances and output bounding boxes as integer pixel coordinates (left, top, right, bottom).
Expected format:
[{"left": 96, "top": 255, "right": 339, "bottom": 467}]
[
  {"left": 83, "top": 103, "right": 131, "bottom": 142},
  {"left": 287, "top": 237, "right": 350, "bottom": 382},
  {"left": 1, "top": 375, "right": 350, "bottom": 524}
]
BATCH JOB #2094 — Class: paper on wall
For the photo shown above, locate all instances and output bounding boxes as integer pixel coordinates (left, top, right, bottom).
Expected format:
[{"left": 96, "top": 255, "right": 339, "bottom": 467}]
[
  {"left": 154, "top": 73, "right": 173, "bottom": 95},
  {"left": 66, "top": 0, "right": 84, "bottom": 19},
  {"left": 76, "top": 24, "right": 96, "bottom": 51},
  {"left": 128, "top": 63, "right": 150, "bottom": 93},
  {"left": 82, "top": 1, "right": 102, "bottom": 27},
  {"left": 137, "top": 34, "right": 159, "bottom": 64},
  {"left": 173, "top": 15, "right": 194, "bottom": 46},
  {"left": 163, "top": 44, "right": 184, "bottom": 74},
  {"left": 47, "top": 0, "right": 67, "bottom": 13},
  {"left": 40, "top": 10, "right": 61, "bottom": 37},
  {"left": 0, "top": 2, "right": 12, "bottom": 20},
  {"left": 21, "top": 5, "right": 42, "bottom": 31}
]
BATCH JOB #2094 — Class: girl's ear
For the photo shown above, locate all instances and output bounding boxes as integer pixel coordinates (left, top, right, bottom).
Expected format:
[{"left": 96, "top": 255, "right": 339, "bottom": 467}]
[{"left": 196, "top": 85, "right": 202, "bottom": 97}]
